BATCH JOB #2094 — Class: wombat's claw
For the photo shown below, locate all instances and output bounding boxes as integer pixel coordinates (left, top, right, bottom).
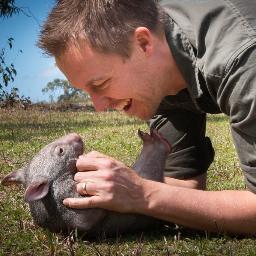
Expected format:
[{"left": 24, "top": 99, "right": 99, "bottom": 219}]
[
  {"left": 137, "top": 129, "right": 144, "bottom": 138},
  {"left": 138, "top": 129, "right": 171, "bottom": 153},
  {"left": 138, "top": 129, "right": 166, "bottom": 143},
  {"left": 138, "top": 129, "right": 152, "bottom": 141}
]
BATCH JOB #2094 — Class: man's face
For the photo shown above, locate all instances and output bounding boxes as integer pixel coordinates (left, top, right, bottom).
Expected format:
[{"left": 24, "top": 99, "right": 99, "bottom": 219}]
[{"left": 56, "top": 41, "right": 170, "bottom": 120}]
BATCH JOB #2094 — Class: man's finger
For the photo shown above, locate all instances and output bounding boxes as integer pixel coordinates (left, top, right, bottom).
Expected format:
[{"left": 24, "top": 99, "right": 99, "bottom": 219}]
[
  {"left": 85, "top": 151, "right": 109, "bottom": 158},
  {"left": 76, "top": 180, "right": 96, "bottom": 195},
  {"left": 76, "top": 157, "right": 100, "bottom": 171},
  {"left": 63, "top": 196, "right": 102, "bottom": 209},
  {"left": 74, "top": 170, "right": 109, "bottom": 182},
  {"left": 76, "top": 155, "right": 121, "bottom": 171}
]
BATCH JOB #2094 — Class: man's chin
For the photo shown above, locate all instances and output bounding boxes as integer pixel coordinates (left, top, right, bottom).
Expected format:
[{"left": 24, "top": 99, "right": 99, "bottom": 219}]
[
  {"left": 123, "top": 103, "right": 157, "bottom": 120},
  {"left": 128, "top": 111, "right": 155, "bottom": 121}
]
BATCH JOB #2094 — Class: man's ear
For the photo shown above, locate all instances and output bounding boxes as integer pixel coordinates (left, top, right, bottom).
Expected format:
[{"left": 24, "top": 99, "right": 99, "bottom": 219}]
[
  {"left": 1, "top": 167, "right": 26, "bottom": 186},
  {"left": 134, "top": 27, "right": 153, "bottom": 56}
]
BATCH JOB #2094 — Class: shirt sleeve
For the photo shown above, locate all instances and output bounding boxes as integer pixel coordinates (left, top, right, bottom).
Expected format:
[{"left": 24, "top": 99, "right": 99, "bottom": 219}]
[{"left": 218, "top": 44, "right": 256, "bottom": 192}]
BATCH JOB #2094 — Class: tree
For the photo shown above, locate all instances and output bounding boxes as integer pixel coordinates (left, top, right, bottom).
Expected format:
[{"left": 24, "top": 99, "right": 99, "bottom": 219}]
[
  {"left": 0, "top": 0, "right": 31, "bottom": 107},
  {"left": 0, "top": 0, "right": 20, "bottom": 18},
  {"left": 0, "top": 0, "right": 20, "bottom": 97},
  {"left": 42, "top": 78, "right": 89, "bottom": 103},
  {"left": 0, "top": 0, "right": 21, "bottom": 90}
]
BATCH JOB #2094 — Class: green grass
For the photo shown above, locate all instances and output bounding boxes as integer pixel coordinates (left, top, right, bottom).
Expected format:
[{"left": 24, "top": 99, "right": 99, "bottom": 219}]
[{"left": 0, "top": 108, "right": 255, "bottom": 256}]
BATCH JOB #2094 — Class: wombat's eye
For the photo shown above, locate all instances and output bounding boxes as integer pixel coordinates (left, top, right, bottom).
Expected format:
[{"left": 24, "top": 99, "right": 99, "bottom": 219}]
[{"left": 55, "top": 146, "right": 65, "bottom": 156}]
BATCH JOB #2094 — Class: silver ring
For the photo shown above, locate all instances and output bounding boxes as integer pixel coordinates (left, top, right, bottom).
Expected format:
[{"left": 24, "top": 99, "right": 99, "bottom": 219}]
[{"left": 82, "top": 182, "right": 88, "bottom": 195}]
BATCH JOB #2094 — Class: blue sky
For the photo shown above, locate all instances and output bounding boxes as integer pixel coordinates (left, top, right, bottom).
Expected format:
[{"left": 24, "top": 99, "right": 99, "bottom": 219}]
[{"left": 0, "top": 0, "right": 66, "bottom": 102}]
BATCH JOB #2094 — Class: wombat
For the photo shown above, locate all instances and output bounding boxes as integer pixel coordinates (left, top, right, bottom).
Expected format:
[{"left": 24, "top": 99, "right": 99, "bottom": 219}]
[{"left": 1, "top": 130, "right": 170, "bottom": 237}]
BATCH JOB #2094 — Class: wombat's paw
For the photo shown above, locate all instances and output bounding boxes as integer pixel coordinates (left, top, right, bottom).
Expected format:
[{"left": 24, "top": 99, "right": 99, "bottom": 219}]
[{"left": 137, "top": 129, "right": 171, "bottom": 153}]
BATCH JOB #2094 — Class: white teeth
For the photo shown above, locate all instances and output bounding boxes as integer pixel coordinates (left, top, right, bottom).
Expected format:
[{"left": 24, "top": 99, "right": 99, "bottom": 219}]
[{"left": 114, "top": 99, "right": 130, "bottom": 111}]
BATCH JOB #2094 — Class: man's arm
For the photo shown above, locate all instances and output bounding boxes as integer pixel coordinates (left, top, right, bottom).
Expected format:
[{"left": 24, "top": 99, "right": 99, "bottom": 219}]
[
  {"left": 63, "top": 152, "right": 256, "bottom": 235},
  {"left": 142, "top": 178, "right": 256, "bottom": 235}
]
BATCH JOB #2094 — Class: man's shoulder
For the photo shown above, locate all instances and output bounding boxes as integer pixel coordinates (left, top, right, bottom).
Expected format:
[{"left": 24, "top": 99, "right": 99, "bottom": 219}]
[{"left": 161, "top": 0, "right": 256, "bottom": 78}]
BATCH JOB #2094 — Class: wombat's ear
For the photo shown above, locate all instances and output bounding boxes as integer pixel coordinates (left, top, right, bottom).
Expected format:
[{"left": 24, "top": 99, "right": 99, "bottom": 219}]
[
  {"left": 1, "top": 168, "right": 26, "bottom": 186},
  {"left": 24, "top": 181, "right": 49, "bottom": 202}
]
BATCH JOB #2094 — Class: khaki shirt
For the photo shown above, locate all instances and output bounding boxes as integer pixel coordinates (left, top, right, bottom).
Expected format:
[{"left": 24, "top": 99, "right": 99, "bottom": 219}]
[{"left": 161, "top": 0, "right": 256, "bottom": 191}]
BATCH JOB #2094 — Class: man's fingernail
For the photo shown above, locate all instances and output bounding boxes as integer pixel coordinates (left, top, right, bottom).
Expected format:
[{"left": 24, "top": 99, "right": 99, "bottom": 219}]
[{"left": 63, "top": 199, "right": 69, "bottom": 205}]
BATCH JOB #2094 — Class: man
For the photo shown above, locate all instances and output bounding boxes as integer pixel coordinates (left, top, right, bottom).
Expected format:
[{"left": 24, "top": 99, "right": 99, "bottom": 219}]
[{"left": 38, "top": 0, "right": 256, "bottom": 234}]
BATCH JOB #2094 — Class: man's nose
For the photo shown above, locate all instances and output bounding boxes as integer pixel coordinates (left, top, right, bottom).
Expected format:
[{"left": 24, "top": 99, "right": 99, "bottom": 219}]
[{"left": 90, "top": 95, "right": 110, "bottom": 112}]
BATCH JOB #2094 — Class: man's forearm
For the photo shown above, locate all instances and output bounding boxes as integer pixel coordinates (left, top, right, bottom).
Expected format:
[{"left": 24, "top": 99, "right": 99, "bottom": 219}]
[{"left": 140, "top": 180, "right": 256, "bottom": 235}]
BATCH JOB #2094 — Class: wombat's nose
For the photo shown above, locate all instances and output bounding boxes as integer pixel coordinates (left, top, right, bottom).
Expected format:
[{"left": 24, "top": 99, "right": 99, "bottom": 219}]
[
  {"left": 61, "top": 133, "right": 84, "bottom": 155},
  {"left": 64, "top": 133, "right": 82, "bottom": 143}
]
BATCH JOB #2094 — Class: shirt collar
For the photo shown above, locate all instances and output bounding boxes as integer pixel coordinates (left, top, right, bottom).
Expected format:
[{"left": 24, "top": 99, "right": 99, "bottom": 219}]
[{"left": 164, "top": 13, "right": 203, "bottom": 108}]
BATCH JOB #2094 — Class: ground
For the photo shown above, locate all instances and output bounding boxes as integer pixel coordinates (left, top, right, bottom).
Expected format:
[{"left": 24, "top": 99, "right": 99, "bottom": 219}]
[{"left": 0, "top": 107, "right": 254, "bottom": 256}]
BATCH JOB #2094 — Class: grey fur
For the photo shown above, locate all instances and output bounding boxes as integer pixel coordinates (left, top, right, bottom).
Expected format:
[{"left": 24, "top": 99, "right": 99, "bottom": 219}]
[{"left": 1, "top": 130, "right": 170, "bottom": 237}]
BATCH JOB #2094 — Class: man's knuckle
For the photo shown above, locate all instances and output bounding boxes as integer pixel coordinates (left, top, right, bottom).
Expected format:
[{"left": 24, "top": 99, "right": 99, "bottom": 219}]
[
  {"left": 106, "top": 193, "right": 114, "bottom": 202},
  {"left": 105, "top": 182, "right": 114, "bottom": 193},
  {"left": 86, "top": 198, "right": 94, "bottom": 207},
  {"left": 101, "top": 169, "right": 113, "bottom": 180},
  {"left": 101, "top": 158, "right": 114, "bottom": 168}
]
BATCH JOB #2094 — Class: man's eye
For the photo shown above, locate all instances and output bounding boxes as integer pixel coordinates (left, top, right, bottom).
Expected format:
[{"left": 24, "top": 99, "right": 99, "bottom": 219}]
[{"left": 93, "top": 79, "right": 111, "bottom": 91}]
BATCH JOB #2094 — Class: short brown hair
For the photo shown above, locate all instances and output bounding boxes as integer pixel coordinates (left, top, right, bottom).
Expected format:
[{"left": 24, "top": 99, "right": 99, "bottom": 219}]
[{"left": 38, "top": 0, "right": 167, "bottom": 58}]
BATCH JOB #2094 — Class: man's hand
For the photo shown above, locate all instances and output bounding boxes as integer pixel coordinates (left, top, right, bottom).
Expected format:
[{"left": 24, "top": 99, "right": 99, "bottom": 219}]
[
  {"left": 62, "top": 151, "right": 256, "bottom": 235},
  {"left": 63, "top": 151, "right": 149, "bottom": 213}
]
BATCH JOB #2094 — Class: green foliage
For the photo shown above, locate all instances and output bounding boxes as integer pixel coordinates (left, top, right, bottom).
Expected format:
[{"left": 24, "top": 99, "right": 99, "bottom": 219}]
[
  {"left": 0, "top": 38, "right": 30, "bottom": 107},
  {"left": 0, "top": 1, "right": 30, "bottom": 107},
  {"left": 0, "top": 87, "right": 31, "bottom": 108},
  {"left": 0, "top": 110, "right": 255, "bottom": 255},
  {"left": 42, "top": 78, "right": 89, "bottom": 103},
  {"left": 0, "top": 1, "right": 19, "bottom": 92},
  {"left": 0, "top": 38, "right": 17, "bottom": 89},
  {"left": 0, "top": 0, "right": 20, "bottom": 18}
]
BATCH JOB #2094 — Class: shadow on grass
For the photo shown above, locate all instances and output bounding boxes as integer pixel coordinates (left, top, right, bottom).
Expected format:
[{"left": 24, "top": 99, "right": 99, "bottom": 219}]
[
  {"left": 95, "top": 224, "right": 254, "bottom": 246},
  {"left": 112, "top": 217, "right": 256, "bottom": 242},
  {"left": 77, "top": 223, "right": 255, "bottom": 245}
]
